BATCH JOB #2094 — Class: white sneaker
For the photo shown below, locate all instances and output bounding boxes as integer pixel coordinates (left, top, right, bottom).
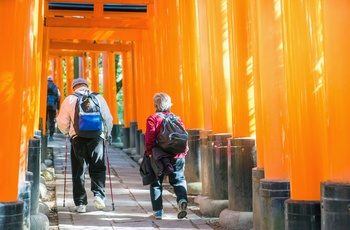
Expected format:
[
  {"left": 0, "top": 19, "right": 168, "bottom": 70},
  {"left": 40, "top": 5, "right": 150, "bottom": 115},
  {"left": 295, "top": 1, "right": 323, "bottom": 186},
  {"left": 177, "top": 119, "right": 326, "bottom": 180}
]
[
  {"left": 76, "top": 205, "right": 86, "bottom": 213},
  {"left": 94, "top": 196, "right": 106, "bottom": 210}
]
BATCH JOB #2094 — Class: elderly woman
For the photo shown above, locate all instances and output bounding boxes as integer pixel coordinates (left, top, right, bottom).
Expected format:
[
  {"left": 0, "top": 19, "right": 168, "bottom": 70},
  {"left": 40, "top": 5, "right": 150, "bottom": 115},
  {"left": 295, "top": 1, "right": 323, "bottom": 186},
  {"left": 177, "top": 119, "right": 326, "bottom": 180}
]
[{"left": 145, "top": 92, "right": 189, "bottom": 220}]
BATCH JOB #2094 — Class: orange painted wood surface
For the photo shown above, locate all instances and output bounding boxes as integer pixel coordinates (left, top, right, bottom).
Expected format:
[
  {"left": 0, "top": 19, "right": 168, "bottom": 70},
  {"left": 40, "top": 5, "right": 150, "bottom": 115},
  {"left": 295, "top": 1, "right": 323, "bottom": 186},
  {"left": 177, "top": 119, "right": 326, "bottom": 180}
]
[
  {"left": 323, "top": 0, "right": 350, "bottom": 183},
  {"left": 256, "top": 0, "right": 289, "bottom": 180},
  {"left": 282, "top": 0, "right": 326, "bottom": 200}
]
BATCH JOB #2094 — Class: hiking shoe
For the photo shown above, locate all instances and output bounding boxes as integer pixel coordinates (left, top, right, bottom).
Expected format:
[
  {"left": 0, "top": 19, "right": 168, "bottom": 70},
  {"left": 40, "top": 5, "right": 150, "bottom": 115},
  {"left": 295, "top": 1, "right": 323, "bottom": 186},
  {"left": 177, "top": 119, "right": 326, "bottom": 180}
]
[
  {"left": 49, "top": 136, "right": 54, "bottom": 141},
  {"left": 76, "top": 205, "right": 86, "bottom": 213},
  {"left": 154, "top": 210, "right": 163, "bottom": 220},
  {"left": 94, "top": 196, "right": 106, "bottom": 210},
  {"left": 177, "top": 199, "right": 187, "bottom": 219}
]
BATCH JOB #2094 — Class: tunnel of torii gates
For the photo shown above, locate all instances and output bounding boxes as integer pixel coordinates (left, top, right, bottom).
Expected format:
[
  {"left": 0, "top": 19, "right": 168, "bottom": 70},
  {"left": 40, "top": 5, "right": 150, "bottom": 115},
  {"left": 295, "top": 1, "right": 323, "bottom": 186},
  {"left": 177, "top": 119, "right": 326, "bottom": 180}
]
[{"left": 1, "top": 0, "right": 350, "bottom": 228}]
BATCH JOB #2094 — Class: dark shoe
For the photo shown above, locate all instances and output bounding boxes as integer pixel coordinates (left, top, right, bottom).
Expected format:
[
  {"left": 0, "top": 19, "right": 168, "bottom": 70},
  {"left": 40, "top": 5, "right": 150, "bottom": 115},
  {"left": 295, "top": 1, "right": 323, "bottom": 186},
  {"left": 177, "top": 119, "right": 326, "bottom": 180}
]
[
  {"left": 154, "top": 210, "right": 163, "bottom": 220},
  {"left": 49, "top": 136, "right": 54, "bottom": 141},
  {"left": 177, "top": 199, "right": 187, "bottom": 219}
]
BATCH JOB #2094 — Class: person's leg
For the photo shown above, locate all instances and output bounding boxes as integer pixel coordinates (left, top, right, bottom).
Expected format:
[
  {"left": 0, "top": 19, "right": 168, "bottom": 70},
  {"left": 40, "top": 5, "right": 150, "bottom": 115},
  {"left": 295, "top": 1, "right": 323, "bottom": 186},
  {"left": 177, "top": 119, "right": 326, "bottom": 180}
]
[
  {"left": 168, "top": 157, "right": 188, "bottom": 219},
  {"left": 168, "top": 158, "right": 188, "bottom": 202},
  {"left": 88, "top": 137, "right": 106, "bottom": 199},
  {"left": 150, "top": 174, "right": 164, "bottom": 211},
  {"left": 48, "top": 109, "right": 55, "bottom": 136},
  {"left": 71, "top": 138, "right": 88, "bottom": 206}
]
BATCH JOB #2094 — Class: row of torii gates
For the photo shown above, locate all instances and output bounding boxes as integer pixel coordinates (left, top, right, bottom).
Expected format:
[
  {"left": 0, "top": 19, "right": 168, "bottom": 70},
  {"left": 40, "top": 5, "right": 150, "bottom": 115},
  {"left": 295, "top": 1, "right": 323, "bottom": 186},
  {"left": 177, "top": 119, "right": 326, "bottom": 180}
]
[{"left": 1, "top": 0, "right": 350, "bottom": 229}]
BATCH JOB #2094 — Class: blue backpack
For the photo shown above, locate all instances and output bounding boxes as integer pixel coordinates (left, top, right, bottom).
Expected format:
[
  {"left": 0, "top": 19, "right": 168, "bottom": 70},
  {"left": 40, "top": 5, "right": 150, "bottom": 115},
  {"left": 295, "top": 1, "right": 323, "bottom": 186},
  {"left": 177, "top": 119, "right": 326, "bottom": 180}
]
[{"left": 73, "top": 91, "right": 103, "bottom": 138}]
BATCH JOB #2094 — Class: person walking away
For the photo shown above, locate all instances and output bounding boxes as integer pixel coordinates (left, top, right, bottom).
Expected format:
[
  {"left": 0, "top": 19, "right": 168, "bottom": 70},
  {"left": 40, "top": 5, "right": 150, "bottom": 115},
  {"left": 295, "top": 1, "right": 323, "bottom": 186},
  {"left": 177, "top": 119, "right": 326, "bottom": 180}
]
[
  {"left": 145, "top": 92, "right": 189, "bottom": 220},
  {"left": 46, "top": 76, "right": 60, "bottom": 141},
  {"left": 56, "top": 78, "right": 113, "bottom": 213}
]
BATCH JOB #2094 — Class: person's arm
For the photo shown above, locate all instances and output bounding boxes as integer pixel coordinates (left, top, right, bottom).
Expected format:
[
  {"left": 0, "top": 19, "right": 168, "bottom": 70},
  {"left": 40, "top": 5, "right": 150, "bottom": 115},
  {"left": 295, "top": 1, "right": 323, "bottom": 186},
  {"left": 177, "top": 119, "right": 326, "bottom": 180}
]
[
  {"left": 145, "top": 116, "right": 157, "bottom": 156},
  {"left": 56, "top": 96, "right": 73, "bottom": 136},
  {"left": 98, "top": 95, "right": 113, "bottom": 136}
]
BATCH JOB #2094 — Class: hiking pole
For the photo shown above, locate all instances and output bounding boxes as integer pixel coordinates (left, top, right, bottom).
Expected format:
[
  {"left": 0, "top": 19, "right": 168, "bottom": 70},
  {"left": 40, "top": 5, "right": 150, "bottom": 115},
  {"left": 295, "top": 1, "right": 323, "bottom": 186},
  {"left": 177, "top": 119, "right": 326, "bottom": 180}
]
[
  {"left": 105, "top": 139, "right": 115, "bottom": 211},
  {"left": 63, "top": 136, "right": 68, "bottom": 207}
]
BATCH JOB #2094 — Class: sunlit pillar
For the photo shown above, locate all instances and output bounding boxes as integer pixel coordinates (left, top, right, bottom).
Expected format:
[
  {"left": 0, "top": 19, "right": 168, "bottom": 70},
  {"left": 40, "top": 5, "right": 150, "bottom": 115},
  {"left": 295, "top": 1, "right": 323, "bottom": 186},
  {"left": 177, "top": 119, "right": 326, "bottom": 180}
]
[
  {"left": 0, "top": 0, "right": 25, "bottom": 201},
  {"left": 281, "top": 0, "right": 325, "bottom": 228},
  {"left": 90, "top": 52, "right": 100, "bottom": 93},
  {"left": 179, "top": 0, "right": 204, "bottom": 129},
  {"left": 122, "top": 43, "right": 136, "bottom": 124},
  {"left": 133, "top": 41, "right": 143, "bottom": 130},
  {"left": 250, "top": 1, "right": 265, "bottom": 229},
  {"left": 256, "top": 0, "right": 290, "bottom": 229},
  {"left": 0, "top": 2, "right": 25, "bottom": 227},
  {"left": 321, "top": 0, "right": 350, "bottom": 229},
  {"left": 228, "top": 0, "right": 255, "bottom": 138},
  {"left": 206, "top": 0, "right": 232, "bottom": 134},
  {"left": 197, "top": 0, "right": 212, "bottom": 131},
  {"left": 102, "top": 53, "right": 117, "bottom": 123},
  {"left": 65, "top": 57, "right": 74, "bottom": 95}
]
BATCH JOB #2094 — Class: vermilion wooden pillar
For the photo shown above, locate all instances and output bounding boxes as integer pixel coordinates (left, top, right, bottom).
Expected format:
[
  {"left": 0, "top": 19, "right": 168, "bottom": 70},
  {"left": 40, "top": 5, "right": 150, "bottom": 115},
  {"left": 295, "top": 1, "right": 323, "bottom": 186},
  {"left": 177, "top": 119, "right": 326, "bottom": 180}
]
[
  {"left": 228, "top": 0, "right": 255, "bottom": 138},
  {"left": 206, "top": 0, "right": 232, "bottom": 134},
  {"left": 250, "top": 1, "right": 265, "bottom": 229},
  {"left": 90, "top": 52, "right": 100, "bottom": 93},
  {"left": 196, "top": 0, "right": 212, "bottom": 131},
  {"left": 257, "top": 0, "right": 289, "bottom": 181},
  {"left": 102, "top": 53, "right": 118, "bottom": 125},
  {"left": 179, "top": 0, "right": 204, "bottom": 129},
  {"left": 0, "top": 0, "right": 25, "bottom": 203},
  {"left": 282, "top": 0, "right": 325, "bottom": 228},
  {"left": 255, "top": 0, "right": 290, "bottom": 229},
  {"left": 282, "top": 0, "right": 325, "bottom": 201},
  {"left": 122, "top": 43, "right": 136, "bottom": 124},
  {"left": 321, "top": 1, "right": 350, "bottom": 228},
  {"left": 133, "top": 41, "right": 144, "bottom": 130},
  {"left": 65, "top": 57, "right": 74, "bottom": 95}
]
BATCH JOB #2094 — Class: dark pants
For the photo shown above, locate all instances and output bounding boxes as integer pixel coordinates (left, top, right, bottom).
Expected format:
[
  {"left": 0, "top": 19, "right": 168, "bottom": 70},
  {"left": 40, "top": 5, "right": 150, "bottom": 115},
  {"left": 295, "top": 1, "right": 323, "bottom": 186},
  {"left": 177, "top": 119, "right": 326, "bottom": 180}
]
[
  {"left": 70, "top": 136, "right": 106, "bottom": 206},
  {"left": 150, "top": 157, "right": 188, "bottom": 211},
  {"left": 46, "top": 108, "right": 56, "bottom": 136}
]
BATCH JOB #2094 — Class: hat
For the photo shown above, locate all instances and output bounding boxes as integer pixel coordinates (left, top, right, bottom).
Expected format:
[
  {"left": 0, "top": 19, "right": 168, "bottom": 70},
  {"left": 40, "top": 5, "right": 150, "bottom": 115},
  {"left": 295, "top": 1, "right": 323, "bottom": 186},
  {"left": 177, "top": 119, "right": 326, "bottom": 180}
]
[
  {"left": 48, "top": 76, "right": 53, "bottom": 81},
  {"left": 72, "top": 78, "right": 88, "bottom": 89}
]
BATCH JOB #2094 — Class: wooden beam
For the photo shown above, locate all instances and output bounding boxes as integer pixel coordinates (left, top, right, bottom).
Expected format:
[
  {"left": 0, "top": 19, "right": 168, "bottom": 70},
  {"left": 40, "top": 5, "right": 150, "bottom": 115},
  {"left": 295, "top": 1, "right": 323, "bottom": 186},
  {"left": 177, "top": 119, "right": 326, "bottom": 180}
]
[
  {"left": 49, "top": 40, "right": 133, "bottom": 52},
  {"left": 47, "top": 0, "right": 154, "bottom": 4},
  {"left": 47, "top": 27, "right": 143, "bottom": 41},
  {"left": 47, "top": 10, "right": 147, "bottom": 18},
  {"left": 46, "top": 17, "right": 148, "bottom": 29},
  {"left": 49, "top": 50, "right": 85, "bottom": 57}
]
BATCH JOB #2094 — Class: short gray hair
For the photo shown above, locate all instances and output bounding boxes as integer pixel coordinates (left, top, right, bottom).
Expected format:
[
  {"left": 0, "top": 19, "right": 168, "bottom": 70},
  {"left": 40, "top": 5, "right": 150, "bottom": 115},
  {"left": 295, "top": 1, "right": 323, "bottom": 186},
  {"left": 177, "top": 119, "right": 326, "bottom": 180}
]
[{"left": 153, "top": 92, "right": 173, "bottom": 112}]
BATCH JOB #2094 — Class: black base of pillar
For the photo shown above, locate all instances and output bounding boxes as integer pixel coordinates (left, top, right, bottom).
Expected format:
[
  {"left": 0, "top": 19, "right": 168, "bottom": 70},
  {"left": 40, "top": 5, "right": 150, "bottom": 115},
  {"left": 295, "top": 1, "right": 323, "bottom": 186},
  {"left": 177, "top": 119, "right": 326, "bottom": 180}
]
[
  {"left": 260, "top": 179, "right": 290, "bottom": 230},
  {"left": 123, "top": 127, "right": 130, "bottom": 149},
  {"left": 252, "top": 167, "right": 264, "bottom": 230},
  {"left": 0, "top": 200, "right": 24, "bottom": 230},
  {"left": 321, "top": 181, "right": 350, "bottom": 230},
  {"left": 285, "top": 199, "right": 320, "bottom": 230}
]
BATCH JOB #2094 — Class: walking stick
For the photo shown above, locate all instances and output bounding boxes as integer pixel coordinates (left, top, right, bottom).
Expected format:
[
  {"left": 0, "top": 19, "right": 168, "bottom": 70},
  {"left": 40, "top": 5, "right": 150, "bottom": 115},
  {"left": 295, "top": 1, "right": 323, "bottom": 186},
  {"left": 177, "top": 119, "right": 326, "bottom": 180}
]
[
  {"left": 105, "top": 139, "right": 115, "bottom": 211},
  {"left": 63, "top": 136, "right": 68, "bottom": 207}
]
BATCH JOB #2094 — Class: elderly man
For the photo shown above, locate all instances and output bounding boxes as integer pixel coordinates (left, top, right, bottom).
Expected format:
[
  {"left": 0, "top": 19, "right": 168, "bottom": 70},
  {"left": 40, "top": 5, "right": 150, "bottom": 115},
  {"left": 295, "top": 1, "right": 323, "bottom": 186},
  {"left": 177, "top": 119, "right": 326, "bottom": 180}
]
[{"left": 57, "top": 78, "right": 113, "bottom": 213}]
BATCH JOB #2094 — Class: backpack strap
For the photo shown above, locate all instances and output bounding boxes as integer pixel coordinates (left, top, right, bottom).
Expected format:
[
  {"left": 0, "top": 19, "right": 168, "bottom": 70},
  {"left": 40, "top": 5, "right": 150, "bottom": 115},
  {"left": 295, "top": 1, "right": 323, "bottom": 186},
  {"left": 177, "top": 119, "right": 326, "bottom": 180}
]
[{"left": 156, "top": 112, "right": 177, "bottom": 121}]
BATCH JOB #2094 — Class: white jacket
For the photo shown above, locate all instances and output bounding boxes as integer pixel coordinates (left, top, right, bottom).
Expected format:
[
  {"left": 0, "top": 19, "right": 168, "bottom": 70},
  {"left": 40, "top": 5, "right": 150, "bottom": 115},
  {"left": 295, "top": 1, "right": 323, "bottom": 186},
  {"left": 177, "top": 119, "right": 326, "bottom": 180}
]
[{"left": 57, "top": 87, "right": 113, "bottom": 139}]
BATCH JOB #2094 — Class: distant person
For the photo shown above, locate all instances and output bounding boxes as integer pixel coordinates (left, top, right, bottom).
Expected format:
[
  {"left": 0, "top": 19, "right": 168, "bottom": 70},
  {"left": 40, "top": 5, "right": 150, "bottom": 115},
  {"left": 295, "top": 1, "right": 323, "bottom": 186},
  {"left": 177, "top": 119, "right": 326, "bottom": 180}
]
[
  {"left": 57, "top": 78, "right": 113, "bottom": 213},
  {"left": 145, "top": 92, "right": 189, "bottom": 220},
  {"left": 46, "top": 76, "right": 60, "bottom": 141}
]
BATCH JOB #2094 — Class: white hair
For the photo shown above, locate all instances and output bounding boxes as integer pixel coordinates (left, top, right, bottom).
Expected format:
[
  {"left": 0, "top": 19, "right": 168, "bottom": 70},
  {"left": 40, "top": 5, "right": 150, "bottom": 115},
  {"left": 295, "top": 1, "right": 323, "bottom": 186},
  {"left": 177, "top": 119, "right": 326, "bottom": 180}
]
[{"left": 153, "top": 92, "right": 173, "bottom": 112}]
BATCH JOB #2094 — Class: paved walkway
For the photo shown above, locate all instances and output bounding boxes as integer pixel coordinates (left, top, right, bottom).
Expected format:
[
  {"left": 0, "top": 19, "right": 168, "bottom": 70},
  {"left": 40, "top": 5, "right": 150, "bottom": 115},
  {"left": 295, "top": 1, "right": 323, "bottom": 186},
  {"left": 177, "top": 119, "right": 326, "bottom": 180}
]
[{"left": 49, "top": 133, "right": 215, "bottom": 230}]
